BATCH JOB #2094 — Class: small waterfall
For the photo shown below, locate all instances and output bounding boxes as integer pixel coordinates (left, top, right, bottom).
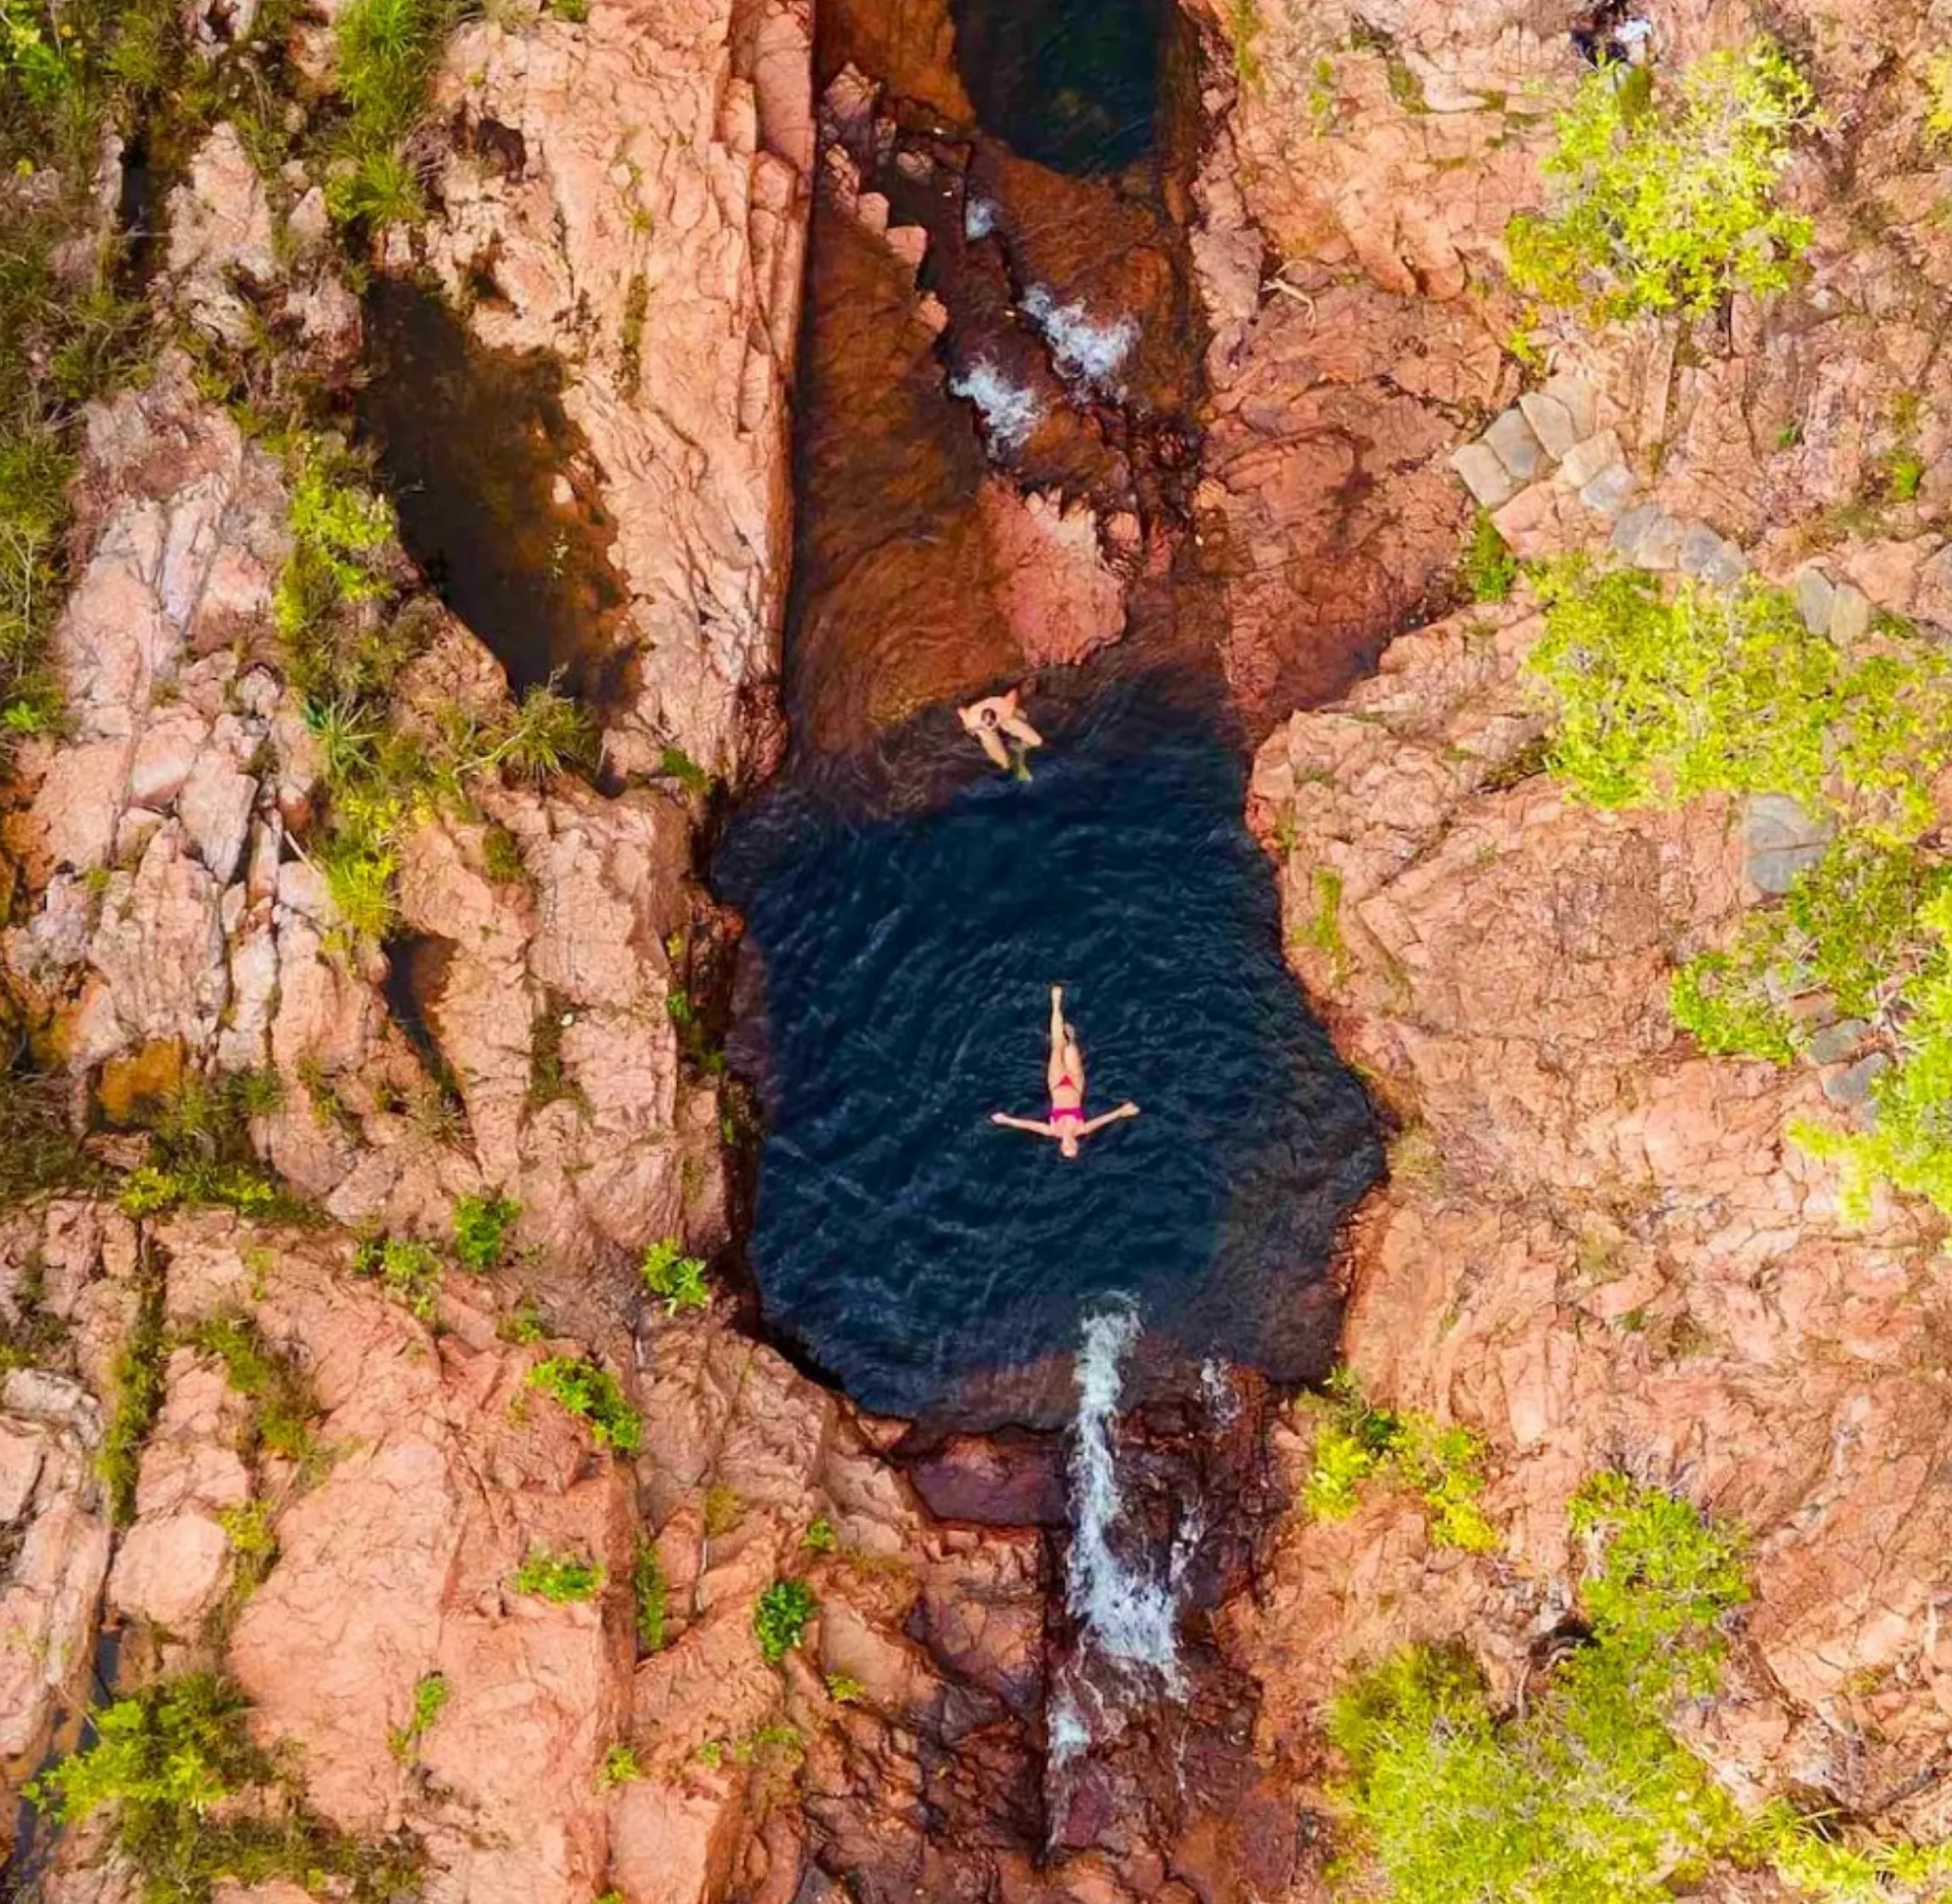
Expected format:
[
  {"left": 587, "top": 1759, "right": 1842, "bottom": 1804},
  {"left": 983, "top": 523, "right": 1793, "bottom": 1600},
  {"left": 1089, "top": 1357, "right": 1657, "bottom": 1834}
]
[
  {"left": 948, "top": 358, "right": 1045, "bottom": 451},
  {"left": 1065, "top": 1305, "right": 1190, "bottom": 1694},
  {"left": 1020, "top": 286, "right": 1139, "bottom": 397}
]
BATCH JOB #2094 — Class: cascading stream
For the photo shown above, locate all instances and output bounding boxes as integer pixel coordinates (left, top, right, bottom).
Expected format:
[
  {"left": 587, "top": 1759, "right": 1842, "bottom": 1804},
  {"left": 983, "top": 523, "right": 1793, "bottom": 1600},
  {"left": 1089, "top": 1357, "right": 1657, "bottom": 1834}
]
[{"left": 1066, "top": 1305, "right": 1193, "bottom": 1694}]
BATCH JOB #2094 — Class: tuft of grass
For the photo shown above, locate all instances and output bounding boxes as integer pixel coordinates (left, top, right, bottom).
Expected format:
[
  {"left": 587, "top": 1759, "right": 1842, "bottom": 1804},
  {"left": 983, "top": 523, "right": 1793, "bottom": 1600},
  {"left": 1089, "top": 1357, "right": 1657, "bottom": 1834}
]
[
  {"left": 633, "top": 1540, "right": 668, "bottom": 1652},
  {"left": 352, "top": 1235, "right": 443, "bottom": 1323},
  {"left": 452, "top": 1192, "right": 519, "bottom": 1270},
  {"left": 526, "top": 1353, "right": 642, "bottom": 1453},
  {"left": 1301, "top": 1368, "right": 1498, "bottom": 1553},
  {"left": 99, "top": 1258, "right": 168, "bottom": 1527},
  {"left": 753, "top": 1578, "right": 817, "bottom": 1664},
  {"left": 511, "top": 1546, "right": 605, "bottom": 1603},
  {"left": 183, "top": 1312, "right": 319, "bottom": 1465},
  {"left": 598, "top": 1742, "right": 640, "bottom": 1787},
  {"left": 702, "top": 1482, "right": 743, "bottom": 1537},
  {"left": 387, "top": 1671, "right": 448, "bottom": 1761},
  {"left": 640, "top": 1237, "right": 709, "bottom": 1314},
  {"left": 1299, "top": 865, "right": 1352, "bottom": 984},
  {"left": 333, "top": 0, "right": 451, "bottom": 146},
  {"left": 1460, "top": 507, "right": 1517, "bottom": 603},
  {"left": 1507, "top": 40, "right": 1816, "bottom": 320},
  {"left": 801, "top": 1514, "right": 838, "bottom": 1554}
]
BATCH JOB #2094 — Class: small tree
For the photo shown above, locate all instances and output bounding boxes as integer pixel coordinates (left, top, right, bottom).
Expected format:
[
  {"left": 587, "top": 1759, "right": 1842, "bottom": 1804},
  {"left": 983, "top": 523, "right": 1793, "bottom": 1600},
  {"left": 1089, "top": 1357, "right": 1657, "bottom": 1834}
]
[{"left": 1507, "top": 42, "right": 1816, "bottom": 319}]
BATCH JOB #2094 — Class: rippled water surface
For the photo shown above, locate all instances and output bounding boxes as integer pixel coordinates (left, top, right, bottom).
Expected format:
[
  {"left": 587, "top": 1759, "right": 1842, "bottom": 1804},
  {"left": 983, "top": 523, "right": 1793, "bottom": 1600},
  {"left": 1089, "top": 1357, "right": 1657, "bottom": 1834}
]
[
  {"left": 951, "top": 0, "right": 1167, "bottom": 174},
  {"left": 718, "top": 686, "right": 1381, "bottom": 1423}
]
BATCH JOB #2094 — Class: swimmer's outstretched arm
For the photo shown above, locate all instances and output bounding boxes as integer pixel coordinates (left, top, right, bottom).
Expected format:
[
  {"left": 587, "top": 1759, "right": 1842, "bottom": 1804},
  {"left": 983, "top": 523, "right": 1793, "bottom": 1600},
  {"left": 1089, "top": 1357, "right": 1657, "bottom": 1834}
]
[
  {"left": 991, "top": 1112, "right": 1057, "bottom": 1137},
  {"left": 1078, "top": 1103, "right": 1140, "bottom": 1136}
]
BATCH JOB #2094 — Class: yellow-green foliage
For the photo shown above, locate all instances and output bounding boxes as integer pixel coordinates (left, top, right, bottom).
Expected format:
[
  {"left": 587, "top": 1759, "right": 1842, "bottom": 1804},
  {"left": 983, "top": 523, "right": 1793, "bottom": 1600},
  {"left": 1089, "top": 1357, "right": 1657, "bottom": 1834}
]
[
  {"left": 29, "top": 1673, "right": 420, "bottom": 1904},
  {"left": 1328, "top": 1477, "right": 1745, "bottom": 1903},
  {"left": 512, "top": 1546, "right": 605, "bottom": 1602},
  {"left": 1302, "top": 1369, "right": 1498, "bottom": 1553},
  {"left": 1507, "top": 42, "right": 1816, "bottom": 320},
  {"left": 526, "top": 1353, "right": 643, "bottom": 1453},
  {"left": 387, "top": 1671, "right": 448, "bottom": 1761},
  {"left": 1527, "top": 559, "right": 1952, "bottom": 1221},
  {"left": 352, "top": 1234, "right": 442, "bottom": 1321},
  {"left": 1927, "top": 51, "right": 1952, "bottom": 143},
  {"left": 326, "top": 0, "right": 451, "bottom": 229},
  {"left": 1328, "top": 1478, "right": 1952, "bottom": 1904}
]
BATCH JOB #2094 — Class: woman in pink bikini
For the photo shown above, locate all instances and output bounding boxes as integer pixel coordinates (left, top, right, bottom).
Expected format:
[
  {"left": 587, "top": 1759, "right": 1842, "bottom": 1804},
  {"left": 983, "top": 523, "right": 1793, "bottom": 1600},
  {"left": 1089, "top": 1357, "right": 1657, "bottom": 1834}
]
[{"left": 990, "top": 985, "right": 1140, "bottom": 1159}]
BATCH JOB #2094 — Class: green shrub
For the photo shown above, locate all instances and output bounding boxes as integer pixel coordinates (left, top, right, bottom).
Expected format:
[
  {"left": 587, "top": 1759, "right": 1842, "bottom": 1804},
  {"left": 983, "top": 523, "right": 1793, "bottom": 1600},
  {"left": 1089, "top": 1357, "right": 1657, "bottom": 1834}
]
[
  {"left": 801, "top": 1514, "right": 838, "bottom": 1553},
  {"left": 28, "top": 1673, "right": 419, "bottom": 1904},
  {"left": 753, "top": 1578, "right": 817, "bottom": 1664},
  {"left": 452, "top": 1192, "right": 519, "bottom": 1270},
  {"left": 640, "top": 1237, "right": 710, "bottom": 1313},
  {"left": 1328, "top": 1479, "right": 1748, "bottom": 1904},
  {"left": 599, "top": 1742, "right": 641, "bottom": 1787},
  {"left": 1527, "top": 560, "right": 1952, "bottom": 1221},
  {"left": 1507, "top": 42, "right": 1816, "bottom": 320},
  {"left": 100, "top": 1272, "right": 168, "bottom": 1527},
  {"left": 1301, "top": 1369, "right": 1499, "bottom": 1553},
  {"left": 387, "top": 1671, "right": 448, "bottom": 1761},
  {"left": 633, "top": 1539, "right": 668, "bottom": 1651},
  {"left": 1669, "top": 946, "right": 1797, "bottom": 1063},
  {"left": 527, "top": 1353, "right": 643, "bottom": 1453},
  {"left": 183, "top": 1312, "right": 319, "bottom": 1464},
  {"left": 512, "top": 1546, "right": 605, "bottom": 1602},
  {"left": 352, "top": 1235, "right": 442, "bottom": 1322},
  {"left": 1527, "top": 563, "right": 1845, "bottom": 811},
  {"left": 334, "top": 0, "right": 451, "bottom": 146},
  {"left": 1460, "top": 508, "right": 1517, "bottom": 603}
]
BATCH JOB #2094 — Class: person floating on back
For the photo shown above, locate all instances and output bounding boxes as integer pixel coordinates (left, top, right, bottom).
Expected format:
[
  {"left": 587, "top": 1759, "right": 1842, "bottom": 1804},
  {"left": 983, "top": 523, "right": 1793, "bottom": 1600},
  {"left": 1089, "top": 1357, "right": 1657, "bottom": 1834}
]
[
  {"left": 958, "top": 688, "right": 1043, "bottom": 775},
  {"left": 991, "top": 984, "right": 1140, "bottom": 1159}
]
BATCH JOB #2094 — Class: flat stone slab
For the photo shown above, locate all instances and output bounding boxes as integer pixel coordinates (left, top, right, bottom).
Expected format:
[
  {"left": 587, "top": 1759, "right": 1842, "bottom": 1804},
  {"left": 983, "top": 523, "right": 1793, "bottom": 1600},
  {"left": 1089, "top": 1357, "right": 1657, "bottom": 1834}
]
[
  {"left": 1580, "top": 463, "right": 1636, "bottom": 518},
  {"left": 1806, "top": 1018, "right": 1869, "bottom": 1066},
  {"left": 1795, "top": 566, "right": 1835, "bottom": 636},
  {"left": 1543, "top": 373, "right": 1597, "bottom": 441},
  {"left": 1678, "top": 522, "right": 1745, "bottom": 585},
  {"left": 1518, "top": 390, "right": 1578, "bottom": 460},
  {"left": 1610, "top": 501, "right": 1665, "bottom": 563},
  {"left": 1829, "top": 581, "right": 1872, "bottom": 647},
  {"left": 1743, "top": 792, "right": 1832, "bottom": 894},
  {"left": 1559, "top": 428, "right": 1623, "bottom": 491},
  {"left": 1450, "top": 440, "right": 1518, "bottom": 509},
  {"left": 1822, "top": 1050, "right": 1891, "bottom": 1109},
  {"left": 1637, "top": 512, "right": 1684, "bottom": 571},
  {"left": 1485, "top": 408, "right": 1549, "bottom": 483}
]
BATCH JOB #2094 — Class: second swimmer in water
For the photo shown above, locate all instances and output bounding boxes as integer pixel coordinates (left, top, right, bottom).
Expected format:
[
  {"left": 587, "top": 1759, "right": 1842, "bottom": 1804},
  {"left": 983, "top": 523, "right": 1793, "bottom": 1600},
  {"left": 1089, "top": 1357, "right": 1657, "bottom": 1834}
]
[
  {"left": 990, "top": 984, "right": 1140, "bottom": 1159},
  {"left": 958, "top": 688, "right": 1043, "bottom": 774}
]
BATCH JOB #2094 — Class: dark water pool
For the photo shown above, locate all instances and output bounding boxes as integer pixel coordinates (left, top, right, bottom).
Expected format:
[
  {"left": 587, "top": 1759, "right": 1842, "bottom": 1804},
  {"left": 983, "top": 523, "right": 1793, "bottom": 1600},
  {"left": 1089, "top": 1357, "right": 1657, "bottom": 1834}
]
[
  {"left": 358, "top": 280, "right": 626, "bottom": 699},
  {"left": 717, "top": 684, "right": 1380, "bottom": 1424},
  {"left": 950, "top": 0, "right": 1166, "bottom": 174}
]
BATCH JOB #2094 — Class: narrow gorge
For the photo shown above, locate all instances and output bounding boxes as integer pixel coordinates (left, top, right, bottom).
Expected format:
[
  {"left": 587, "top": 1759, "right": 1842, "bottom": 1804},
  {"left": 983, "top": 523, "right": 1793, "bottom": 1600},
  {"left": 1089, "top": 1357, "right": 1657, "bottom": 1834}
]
[{"left": 5, "top": 0, "right": 1952, "bottom": 1902}]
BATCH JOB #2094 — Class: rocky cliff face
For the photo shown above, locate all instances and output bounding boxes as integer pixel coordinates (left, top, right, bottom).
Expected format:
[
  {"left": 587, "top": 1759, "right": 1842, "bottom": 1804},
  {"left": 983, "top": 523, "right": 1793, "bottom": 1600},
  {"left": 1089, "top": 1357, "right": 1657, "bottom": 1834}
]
[{"left": 8, "top": 0, "right": 1952, "bottom": 1897}]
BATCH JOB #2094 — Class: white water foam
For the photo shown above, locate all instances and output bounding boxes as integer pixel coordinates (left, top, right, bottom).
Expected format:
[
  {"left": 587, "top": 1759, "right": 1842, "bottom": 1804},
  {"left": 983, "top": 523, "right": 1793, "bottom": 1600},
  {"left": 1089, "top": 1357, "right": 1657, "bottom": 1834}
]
[
  {"left": 947, "top": 358, "right": 1045, "bottom": 451},
  {"left": 1200, "top": 1357, "right": 1241, "bottom": 1428},
  {"left": 1067, "top": 1305, "right": 1188, "bottom": 1693},
  {"left": 965, "top": 195, "right": 999, "bottom": 239},
  {"left": 1021, "top": 286, "right": 1140, "bottom": 396},
  {"left": 1047, "top": 1691, "right": 1091, "bottom": 1768}
]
